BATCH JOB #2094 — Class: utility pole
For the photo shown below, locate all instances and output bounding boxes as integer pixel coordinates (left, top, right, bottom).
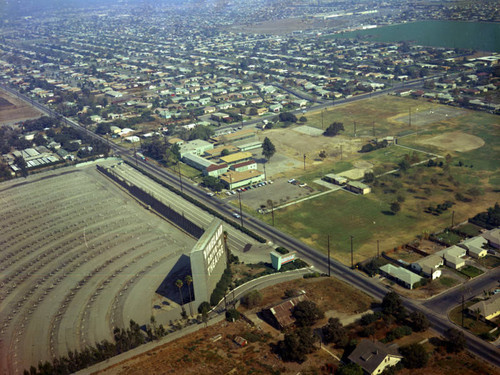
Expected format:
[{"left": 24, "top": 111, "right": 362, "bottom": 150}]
[
  {"left": 263, "top": 162, "right": 267, "bottom": 181},
  {"left": 350, "top": 235, "right": 354, "bottom": 269},
  {"left": 238, "top": 191, "right": 243, "bottom": 227},
  {"left": 353, "top": 121, "right": 357, "bottom": 137},
  {"left": 133, "top": 145, "right": 138, "bottom": 166},
  {"left": 303, "top": 154, "right": 306, "bottom": 170},
  {"left": 327, "top": 235, "right": 331, "bottom": 277},
  {"left": 271, "top": 200, "right": 275, "bottom": 226}
]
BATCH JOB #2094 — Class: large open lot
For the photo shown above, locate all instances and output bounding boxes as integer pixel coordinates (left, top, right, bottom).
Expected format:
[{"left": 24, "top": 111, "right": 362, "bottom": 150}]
[
  {"left": 0, "top": 89, "right": 43, "bottom": 126},
  {"left": 251, "top": 95, "right": 499, "bottom": 263},
  {"left": 0, "top": 160, "right": 268, "bottom": 374}
]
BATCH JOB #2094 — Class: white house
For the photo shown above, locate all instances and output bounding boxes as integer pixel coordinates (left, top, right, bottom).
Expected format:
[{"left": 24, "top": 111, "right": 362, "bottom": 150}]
[{"left": 461, "top": 236, "right": 488, "bottom": 259}]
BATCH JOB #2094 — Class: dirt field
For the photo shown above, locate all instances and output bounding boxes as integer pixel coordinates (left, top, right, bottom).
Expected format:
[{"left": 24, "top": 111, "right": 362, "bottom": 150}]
[
  {"left": 0, "top": 89, "right": 43, "bottom": 126},
  {"left": 339, "top": 160, "right": 374, "bottom": 180},
  {"left": 418, "top": 131, "right": 485, "bottom": 152},
  {"left": 394, "top": 106, "right": 466, "bottom": 127},
  {"left": 258, "top": 128, "right": 363, "bottom": 170}
]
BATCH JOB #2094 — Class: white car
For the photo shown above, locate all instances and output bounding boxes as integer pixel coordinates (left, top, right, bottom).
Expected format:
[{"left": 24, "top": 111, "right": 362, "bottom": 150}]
[{"left": 233, "top": 213, "right": 241, "bottom": 219}]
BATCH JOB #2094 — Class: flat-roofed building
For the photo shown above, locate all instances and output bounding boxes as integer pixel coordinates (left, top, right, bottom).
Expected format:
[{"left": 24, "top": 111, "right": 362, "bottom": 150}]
[
  {"left": 179, "top": 139, "right": 214, "bottom": 158},
  {"left": 205, "top": 163, "right": 229, "bottom": 177},
  {"left": 212, "top": 128, "right": 256, "bottom": 145},
  {"left": 230, "top": 160, "right": 257, "bottom": 172},
  {"left": 203, "top": 145, "right": 240, "bottom": 159},
  {"left": 220, "top": 169, "right": 264, "bottom": 190},
  {"left": 219, "top": 151, "right": 253, "bottom": 166},
  {"left": 182, "top": 153, "right": 213, "bottom": 171},
  {"left": 323, "top": 173, "right": 348, "bottom": 185},
  {"left": 346, "top": 181, "right": 371, "bottom": 194}
]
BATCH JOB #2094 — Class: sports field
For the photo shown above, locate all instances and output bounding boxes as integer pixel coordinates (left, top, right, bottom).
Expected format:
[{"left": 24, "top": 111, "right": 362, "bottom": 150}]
[{"left": 256, "top": 95, "right": 499, "bottom": 264}]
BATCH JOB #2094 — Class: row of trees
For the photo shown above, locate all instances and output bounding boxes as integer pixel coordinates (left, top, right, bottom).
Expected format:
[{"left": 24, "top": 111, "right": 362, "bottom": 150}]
[{"left": 24, "top": 319, "right": 167, "bottom": 375}]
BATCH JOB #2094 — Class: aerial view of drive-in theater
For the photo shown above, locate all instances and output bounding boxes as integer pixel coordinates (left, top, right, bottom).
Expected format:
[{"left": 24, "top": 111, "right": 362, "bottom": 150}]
[{"left": 0, "top": 1, "right": 499, "bottom": 374}]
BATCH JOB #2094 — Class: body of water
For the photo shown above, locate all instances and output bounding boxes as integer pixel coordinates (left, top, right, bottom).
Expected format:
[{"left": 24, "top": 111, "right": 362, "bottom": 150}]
[{"left": 334, "top": 21, "right": 500, "bottom": 52}]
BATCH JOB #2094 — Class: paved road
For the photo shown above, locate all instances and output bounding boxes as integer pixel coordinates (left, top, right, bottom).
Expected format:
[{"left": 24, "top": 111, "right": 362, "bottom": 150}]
[
  {"left": 2, "top": 83, "right": 498, "bottom": 368},
  {"left": 422, "top": 267, "right": 500, "bottom": 316}
]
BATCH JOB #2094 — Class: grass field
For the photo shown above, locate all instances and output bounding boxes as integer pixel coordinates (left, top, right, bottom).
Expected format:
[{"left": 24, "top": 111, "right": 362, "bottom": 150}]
[
  {"left": 257, "top": 95, "right": 499, "bottom": 264},
  {"left": 439, "top": 277, "right": 459, "bottom": 288},
  {"left": 459, "top": 265, "right": 484, "bottom": 278}
]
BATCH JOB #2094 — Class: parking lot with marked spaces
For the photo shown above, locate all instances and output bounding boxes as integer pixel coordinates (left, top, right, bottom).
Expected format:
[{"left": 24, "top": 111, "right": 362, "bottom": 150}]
[{"left": 0, "top": 160, "right": 266, "bottom": 374}]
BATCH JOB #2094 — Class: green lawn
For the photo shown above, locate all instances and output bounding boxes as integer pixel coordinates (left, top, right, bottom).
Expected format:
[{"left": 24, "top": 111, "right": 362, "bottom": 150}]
[
  {"left": 433, "top": 231, "right": 462, "bottom": 246},
  {"left": 439, "top": 277, "right": 459, "bottom": 288},
  {"left": 460, "top": 265, "right": 484, "bottom": 278}
]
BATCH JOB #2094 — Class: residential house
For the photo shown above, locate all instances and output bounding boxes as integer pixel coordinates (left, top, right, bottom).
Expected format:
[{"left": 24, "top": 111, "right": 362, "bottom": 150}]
[
  {"left": 467, "top": 293, "right": 500, "bottom": 321},
  {"left": 410, "top": 254, "right": 443, "bottom": 279},
  {"left": 348, "top": 339, "right": 403, "bottom": 375},
  {"left": 460, "top": 236, "right": 488, "bottom": 259},
  {"left": 436, "top": 245, "right": 466, "bottom": 269},
  {"left": 263, "top": 294, "right": 307, "bottom": 330},
  {"left": 379, "top": 264, "right": 423, "bottom": 290},
  {"left": 481, "top": 228, "right": 500, "bottom": 249}
]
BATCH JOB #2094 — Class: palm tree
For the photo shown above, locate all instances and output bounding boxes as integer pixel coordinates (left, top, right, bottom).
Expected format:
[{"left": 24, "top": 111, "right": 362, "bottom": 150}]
[
  {"left": 175, "top": 279, "right": 184, "bottom": 305},
  {"left": 185, "top": 275, "right": 193, "bottom": 316}
]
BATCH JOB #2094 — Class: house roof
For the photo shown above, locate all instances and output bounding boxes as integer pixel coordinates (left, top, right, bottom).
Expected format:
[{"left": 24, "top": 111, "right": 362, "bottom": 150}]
[
  {"left": 268, "top": 295, "right": 307, "bottom": 329},
  {"left": 380, "top": 264, "right": 422, "bottom": 286},
  {"left": 414, "top": 254, "right": 443, "bottom": 269},
  {"left": 461, "top": 236, "right": 488, "bottom": 256},
  {"left": 468, "top": 293, "right": 500, "bottom": 319},
  {"left": 436, "top": 245, "right": 466, "bottom": 259},
  {"left": 348, "top": 339, "right": 402, "bottom": 374},
  {"left": 206, "top": 163, "right": 228, "bottom": 172},
  {"left": 482, "top": 228, "right": 500, "bottom": 247}
]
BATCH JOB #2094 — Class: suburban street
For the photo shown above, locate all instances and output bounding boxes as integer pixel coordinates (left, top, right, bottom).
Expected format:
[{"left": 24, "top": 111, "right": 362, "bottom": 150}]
[{"left": 2, "top": 84, "right": 499, "bottom": 368}]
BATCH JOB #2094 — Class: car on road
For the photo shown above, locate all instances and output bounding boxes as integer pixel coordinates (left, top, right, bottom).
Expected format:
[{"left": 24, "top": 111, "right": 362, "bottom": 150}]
[{"left": 232, "top": 213, "right": 241, "bottom": 219}]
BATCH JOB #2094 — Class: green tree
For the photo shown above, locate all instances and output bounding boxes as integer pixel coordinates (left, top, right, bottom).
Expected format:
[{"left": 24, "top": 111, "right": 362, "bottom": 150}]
[
  {"left": 175, "top": 279, "right": 184, "bottom": 305},
  {"left": 324, "top": 122, "right": 344, "bottom": 137},
  {"left": 262, "top": 137, "right": 276, "bottom": 161},
  {"left": 278, "top": 327, "right": 317, "bottom": 362},
  {"left": 382, "top": 292, "right": 406, "bottom": 319},
  {"left": 220, "top": 148, "right": 230, "bottom": 156},
  {"left": 225, "top": 308, "right": 240, "bottom": 321},
  {"left": 202, "top": 176, "right": 225, "bottom": 191},
  {"left": 14, "top": 155, "right": 27, "bottom": 177},
  {"left": 336, "top": 363, "right": 363, "bottom": 375},
  {"left": 96, "top": 123, "right": 110, "bottom": 135},
  {"left": 444, "top": 328, "right": 466, "bottom": 353},
  {"left": 241, "top": 290, "right": 262, "bottom": 308},
  {"left": 409, "top": 310, "right": 430, "bottom": 332},
  {"left": 322, "top": 317, "right": 348, "bottom": 347},
  {"left": 185, "top": 275, "right": 193, "bottom": 316},
  {"left": 292, "top": 300, "right": 324, "bottom": 327},
  {"left": 249, "top": 107, "right": 258, "bottom": 116},
  {"left": 279, "top": 112, "right": 297, "bottom": 123},
  {"left": 390, "top": 201, "right": 401, "bottom": 215},
  {"left": 400, "top": 343, "right": 429, "bottom": 368}
]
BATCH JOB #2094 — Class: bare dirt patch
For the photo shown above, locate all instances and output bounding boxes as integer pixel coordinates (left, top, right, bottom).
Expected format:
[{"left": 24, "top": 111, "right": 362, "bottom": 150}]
[
  {"left": 259, "top": 127, "right": 363, "bottom": 166},
  {"left": 418, "top": 131, "right": 485, "bottom": 152},
  {"left": 0, "top": 89, "right": 43, "bottom": 125}
]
